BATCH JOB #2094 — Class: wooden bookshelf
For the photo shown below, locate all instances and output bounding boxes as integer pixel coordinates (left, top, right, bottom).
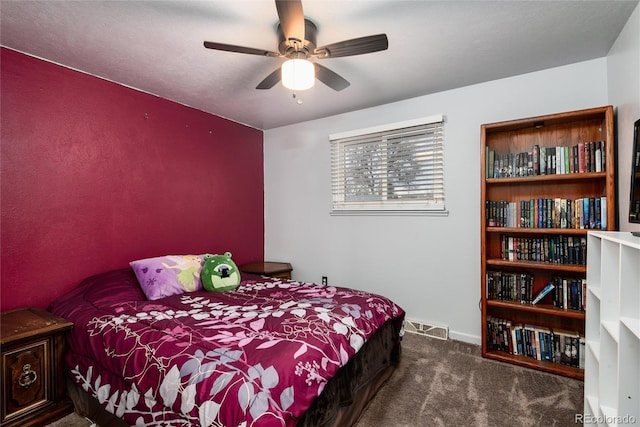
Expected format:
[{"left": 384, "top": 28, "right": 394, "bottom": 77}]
[{"left": 480, "top": 105, "right": 616, "bottom": 379}]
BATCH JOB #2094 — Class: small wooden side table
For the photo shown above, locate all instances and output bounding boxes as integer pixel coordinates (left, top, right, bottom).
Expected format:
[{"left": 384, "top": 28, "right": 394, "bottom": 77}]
[
  {"left": 1, "top": 307, "right": 74, "bottom": 427},
  {"left": 240, "top": 262, "right": 293, "bottom": 279}
]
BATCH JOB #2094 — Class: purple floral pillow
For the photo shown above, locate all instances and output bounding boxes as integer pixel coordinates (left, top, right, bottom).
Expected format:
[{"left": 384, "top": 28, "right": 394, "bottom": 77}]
[{"left": 130, "top": 255, "right": 205, "bottom": 300}]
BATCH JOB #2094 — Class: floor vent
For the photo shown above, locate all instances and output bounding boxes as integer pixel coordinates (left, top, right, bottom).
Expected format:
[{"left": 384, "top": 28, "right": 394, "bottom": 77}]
[{"left": 404, "top": 319, "right": 448, "bottom": 340}]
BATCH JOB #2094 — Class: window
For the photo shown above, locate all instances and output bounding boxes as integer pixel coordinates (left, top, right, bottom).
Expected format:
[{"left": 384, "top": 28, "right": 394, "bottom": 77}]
[{"left": 330, "top": 115, "right": 446, "bottom": 214}]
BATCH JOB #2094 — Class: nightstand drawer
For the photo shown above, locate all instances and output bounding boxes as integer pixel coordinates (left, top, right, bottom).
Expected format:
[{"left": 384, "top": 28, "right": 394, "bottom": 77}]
[
  {"left": 1, "top": 307, "right": 74, "bottom": 427},
  {"left": 2, "top": 339, "right": 49, "bottom": 421}
]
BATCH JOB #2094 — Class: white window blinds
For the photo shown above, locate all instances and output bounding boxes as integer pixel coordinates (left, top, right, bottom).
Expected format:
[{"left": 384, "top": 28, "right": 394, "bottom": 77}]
[{"left": 330, "top": 115, "right": 445, "bottom": 213}]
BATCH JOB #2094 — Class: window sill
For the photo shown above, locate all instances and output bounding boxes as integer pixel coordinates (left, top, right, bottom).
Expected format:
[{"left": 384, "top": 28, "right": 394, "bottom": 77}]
[{"left": 330, "top": 209, "right": 450, "bottom": 217}]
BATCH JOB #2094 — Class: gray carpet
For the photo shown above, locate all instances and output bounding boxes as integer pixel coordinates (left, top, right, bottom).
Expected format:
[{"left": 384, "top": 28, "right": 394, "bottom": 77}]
[
  {"left": 46, "top": 413, "right": 91, "bottom": 427},
  {"left": 355, "top": 333, "right": 583, "bottom": 427},
  {"left": 48, "top": 333, "right": 583, "bottom": 426}
]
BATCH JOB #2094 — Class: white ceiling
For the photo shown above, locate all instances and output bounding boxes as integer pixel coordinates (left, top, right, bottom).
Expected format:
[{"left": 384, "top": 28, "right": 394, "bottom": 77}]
[{"left": 1, "top": 1, "right": 638, "bottom": 130}]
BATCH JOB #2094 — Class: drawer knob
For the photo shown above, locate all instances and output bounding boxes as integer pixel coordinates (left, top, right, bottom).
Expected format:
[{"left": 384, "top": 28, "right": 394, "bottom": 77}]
[{"left": 18, "top": 363, "right": 37, "bottom": 388}]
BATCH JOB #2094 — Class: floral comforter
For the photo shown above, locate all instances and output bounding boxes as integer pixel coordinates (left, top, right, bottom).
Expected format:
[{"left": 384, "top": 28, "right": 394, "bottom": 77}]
[{"left": 48, "top": 268, "right": 404, "bottom": 426}]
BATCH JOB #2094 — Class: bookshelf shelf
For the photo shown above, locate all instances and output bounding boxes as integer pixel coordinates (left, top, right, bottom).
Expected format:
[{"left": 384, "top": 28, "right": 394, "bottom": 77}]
[
  {"left": 486, "top": 171, "right": 607, "bottom": 185},
  {"left": 486, "top": 300, "right": 585, "bottom": 319},
  {"left": 480, "top": 105, "right": 615, "bottom": 379},
  {"left": 486, "top": 227, "right": 588, "bottom": 235},
  {"left": 486, "top": 258, "right": 586, "bottom": 273},
  {"left": 620, "top": 316, "right": 640, "bottom": 339},
  {"left": 484, "top": 350, "right": 584, "bottom": 379}
]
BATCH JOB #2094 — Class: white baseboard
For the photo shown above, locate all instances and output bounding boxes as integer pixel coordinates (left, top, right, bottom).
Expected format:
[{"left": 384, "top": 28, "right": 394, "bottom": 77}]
[{"left": 448, "top": 330, "right": 481, "bottom": 345}]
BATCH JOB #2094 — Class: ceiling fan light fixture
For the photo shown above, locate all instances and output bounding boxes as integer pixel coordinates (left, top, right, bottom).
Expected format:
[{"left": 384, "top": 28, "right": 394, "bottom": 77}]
[{"left": 281, "top": 59, "right": 315, "bottom": 91}]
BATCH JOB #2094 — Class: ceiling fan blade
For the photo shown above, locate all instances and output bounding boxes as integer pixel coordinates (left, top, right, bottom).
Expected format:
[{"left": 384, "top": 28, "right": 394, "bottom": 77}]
[
  {"left": 314, "top": 63, "right": 350, "bottom": 91},
  {"left": 315, "top": 34, "right": 388, "bottom": 58},
  {"left": 256, "top": 67, "right": 282, "bottom": 90},
  {"left": 275, "top": 0, "right": 305, "bottom": 45},
  {"left": 204, "top": 41, "right": 279, "bottom": 57}
]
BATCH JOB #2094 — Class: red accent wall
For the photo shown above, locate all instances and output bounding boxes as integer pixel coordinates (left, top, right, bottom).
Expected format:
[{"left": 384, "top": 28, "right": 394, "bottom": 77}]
[{"left": 0, "top": 48, "right": 264, "bottom": 311}]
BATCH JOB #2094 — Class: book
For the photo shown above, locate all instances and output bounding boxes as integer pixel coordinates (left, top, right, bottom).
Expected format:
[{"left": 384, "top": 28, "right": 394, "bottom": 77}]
[
  {"left": 595, "top": 141, "right": 602, "bottom": 172},
  {"left": 534, "top": 327, "right": 542, "bottom": 360},
  {"left": 508, "top": 237, "right": 514, "bottom": 261},
  {"left": 557, "top": 146, "right": 564, "bottom": 174},
  {"left": 506, "top": 321, "right": 514, "bottom": 354},
  {"left": 557, "top": 330, "right": 579, "bottom": 366},
  {"left": 485, "top": 147, "right": 489, "bottom": 178},
  {"left": 532, "top": 282, "right": 555, "bottom": 305},
  {"left": 545, "top": 331, "right": 554, "bottom": 361},
  {"left": 524, "top": 324, "right": 536, "bottom": 358},
  {"left": 532, "top": 145, "right": 539, "bottom": 175},
  {"left": 578, "top": 142, "right": 585, "bottom": 173},
  {"left": 515, "top": 327, "right": 523, "bottom": 355},
  {"left": 570, "top": 279, "right": 579, "bottom": 310},
  {"left": 553, "top": 333, "right": 562, "bottom": 362},
  {"left": 575, "top": 198, "right": 582, "bottom": 230},
  {"left": 537, "top": 327, "right": 552, "bottom": 361},
  {"left": 582, "top": 198, "right": 590, "bottom": 228}
]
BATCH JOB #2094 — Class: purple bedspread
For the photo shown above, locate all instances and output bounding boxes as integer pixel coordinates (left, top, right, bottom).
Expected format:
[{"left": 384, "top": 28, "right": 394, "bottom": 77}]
[{"left": 49, "top": 268, "right": 404, "bottom": 426}]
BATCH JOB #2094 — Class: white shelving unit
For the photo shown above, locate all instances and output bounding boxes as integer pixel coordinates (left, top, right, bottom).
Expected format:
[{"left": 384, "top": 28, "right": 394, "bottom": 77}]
[{"left": 584, "top": 231, "right": 640, "bottom": 426}]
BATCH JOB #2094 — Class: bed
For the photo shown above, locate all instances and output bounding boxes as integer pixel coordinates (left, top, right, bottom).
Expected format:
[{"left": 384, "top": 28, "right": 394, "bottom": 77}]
[{"left": 48, "top": 264, "right": 404, "bottom": 426}]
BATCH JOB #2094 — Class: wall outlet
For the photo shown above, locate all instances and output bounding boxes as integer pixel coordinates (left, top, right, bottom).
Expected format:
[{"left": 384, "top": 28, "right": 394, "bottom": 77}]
[{"left": 321, "top": 276, "right": 328, "bottom": 285}]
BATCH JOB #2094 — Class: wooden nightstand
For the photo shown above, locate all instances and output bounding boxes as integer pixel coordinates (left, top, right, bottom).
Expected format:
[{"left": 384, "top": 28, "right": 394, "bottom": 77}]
[
  {"left": 240, "top": 262, "right": 293, "bottom": 280},
  {"left": 1, "top": 307, "right": 74, "bottom": 427}
]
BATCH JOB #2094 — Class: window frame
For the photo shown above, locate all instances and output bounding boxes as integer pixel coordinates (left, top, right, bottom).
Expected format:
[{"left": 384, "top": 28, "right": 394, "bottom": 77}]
[{"left": 329, "top": 114, "right": 448, "bottom": 216}]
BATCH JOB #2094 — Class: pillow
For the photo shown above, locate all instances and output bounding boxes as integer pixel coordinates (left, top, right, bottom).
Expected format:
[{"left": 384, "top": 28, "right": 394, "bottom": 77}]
[
  {"left": 130, "top": 254, "right": 204, "bottom": 300},
  {"left": 201, "top": 252, "right": 241, "bottom": 292}
]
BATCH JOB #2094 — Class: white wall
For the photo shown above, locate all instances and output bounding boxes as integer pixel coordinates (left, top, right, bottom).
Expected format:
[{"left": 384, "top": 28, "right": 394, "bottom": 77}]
[
  {"left": 264, "top": 59, "right": 609, "bottom": 344},
  {"left": 608, "top": 3, "right": 640, "bottom": 233}
]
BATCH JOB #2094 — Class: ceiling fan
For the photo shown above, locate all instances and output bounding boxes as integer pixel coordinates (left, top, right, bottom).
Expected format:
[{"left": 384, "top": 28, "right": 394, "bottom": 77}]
[{"left": 203, "top": 0, "right": 388, "bottom": 91}]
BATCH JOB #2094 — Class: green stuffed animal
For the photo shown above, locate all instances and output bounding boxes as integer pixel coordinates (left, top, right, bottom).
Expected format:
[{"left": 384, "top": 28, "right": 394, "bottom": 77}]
[{"left": 201, "top": 252, "right": 241, "bottom": 292}]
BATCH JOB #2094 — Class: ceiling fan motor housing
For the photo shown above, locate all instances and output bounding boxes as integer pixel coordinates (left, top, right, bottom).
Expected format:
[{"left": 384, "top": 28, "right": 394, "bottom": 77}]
[{"left": 278, "top": 19, "right": 317, "bottom": 58}]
